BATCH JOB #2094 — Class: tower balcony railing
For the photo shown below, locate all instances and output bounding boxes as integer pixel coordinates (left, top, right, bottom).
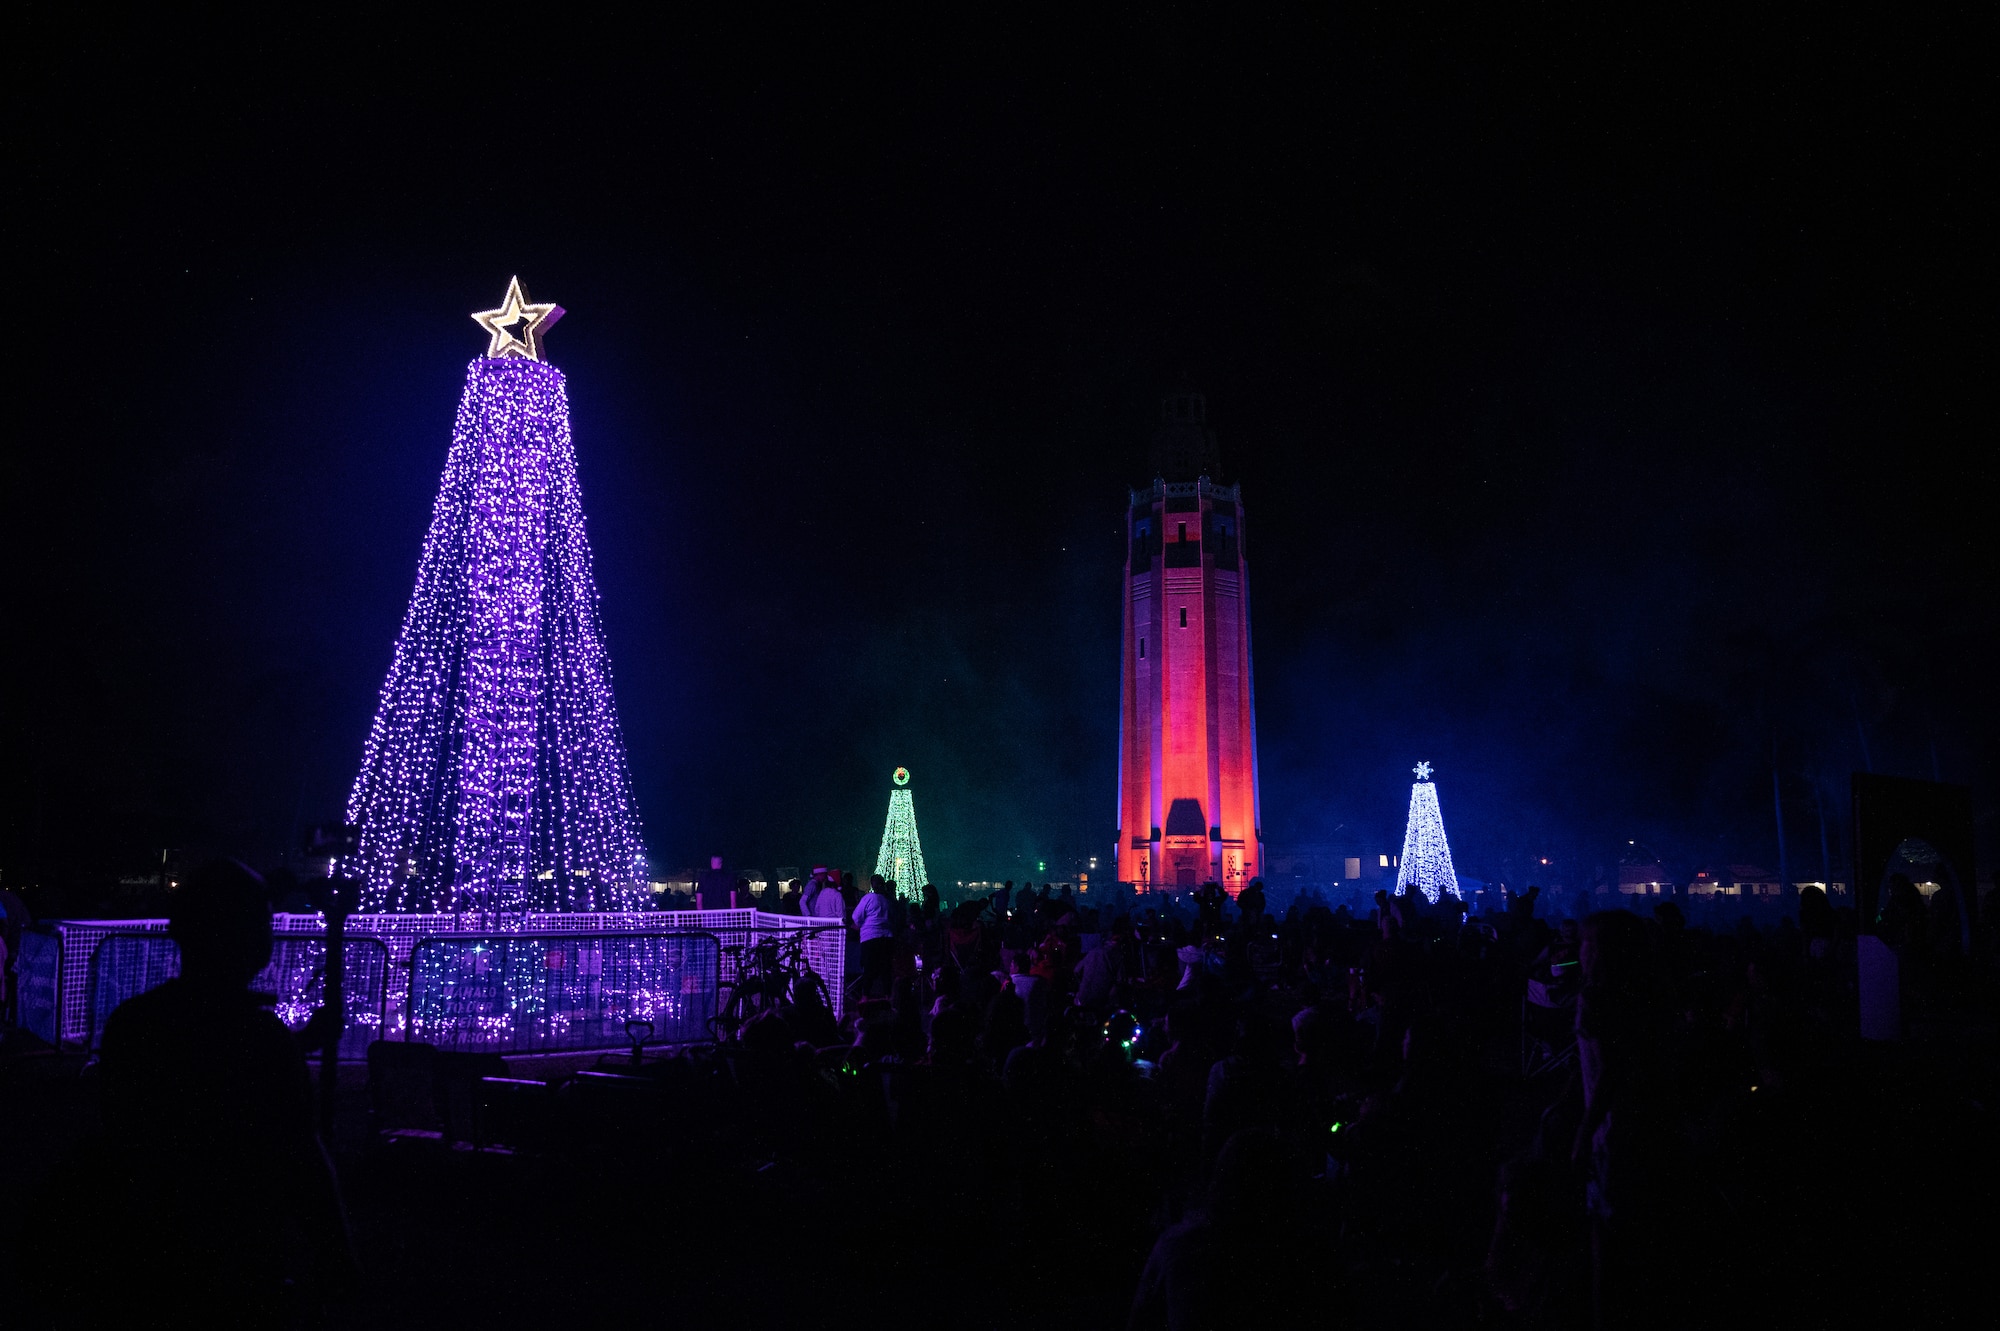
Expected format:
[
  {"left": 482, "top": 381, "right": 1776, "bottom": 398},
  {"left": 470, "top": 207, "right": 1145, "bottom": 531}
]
[{"left": 1128, "top": 476, "right": 1240, "bottom": 506}]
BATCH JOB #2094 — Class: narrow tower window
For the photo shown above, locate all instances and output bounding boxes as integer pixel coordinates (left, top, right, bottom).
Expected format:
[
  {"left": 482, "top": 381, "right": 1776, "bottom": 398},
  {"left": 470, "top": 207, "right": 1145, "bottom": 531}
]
[
  {"left": 1179, "top": 607, "right": 1188, "bottom": 628},
  {"left": 1178, "top": 521, "right": 1187, "bottom": 542},
  {"left": 1138, "top": 637, "right": 1145, "bottom": 659}
]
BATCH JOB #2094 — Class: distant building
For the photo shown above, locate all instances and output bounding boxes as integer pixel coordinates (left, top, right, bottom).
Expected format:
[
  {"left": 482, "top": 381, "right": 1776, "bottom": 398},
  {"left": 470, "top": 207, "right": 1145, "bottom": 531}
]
[
  {"left": 1264, "top": 844, "right": 1397, "bottom": 888},
  {"left": 1614, "top": 859, "right": 1675, "bottom": 897},
  {"left": 1730, "top": 865, "right": 1785, "bottom": 897},
  {"left": 1686, "top": 865, "right": 1785, "bottom": 898}
]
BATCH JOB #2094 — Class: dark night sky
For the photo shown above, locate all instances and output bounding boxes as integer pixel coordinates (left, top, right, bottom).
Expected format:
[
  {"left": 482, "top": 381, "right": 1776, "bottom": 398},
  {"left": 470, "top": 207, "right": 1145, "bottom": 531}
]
[{"left": 4, "top": 10, "right": 1992, "bottom": 895}]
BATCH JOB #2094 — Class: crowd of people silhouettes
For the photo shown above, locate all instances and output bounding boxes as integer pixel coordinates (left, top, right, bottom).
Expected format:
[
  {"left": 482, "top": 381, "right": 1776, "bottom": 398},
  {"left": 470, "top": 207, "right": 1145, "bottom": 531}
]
[{"left": 4, "top": 863, "right": 1995, "bottom": 1328}]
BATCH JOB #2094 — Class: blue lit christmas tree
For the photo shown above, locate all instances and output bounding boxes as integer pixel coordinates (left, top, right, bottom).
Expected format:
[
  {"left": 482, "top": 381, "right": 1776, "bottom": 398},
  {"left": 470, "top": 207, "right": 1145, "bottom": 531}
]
[
  {"left": 873, "top": 767, "right": 929, "bottom": 901},
  {"left": 338, "top": 279, "right": 646, "bottom": 914},
  {"left": 1395, "top": 761, "right": 1462, "bottom": 903}
]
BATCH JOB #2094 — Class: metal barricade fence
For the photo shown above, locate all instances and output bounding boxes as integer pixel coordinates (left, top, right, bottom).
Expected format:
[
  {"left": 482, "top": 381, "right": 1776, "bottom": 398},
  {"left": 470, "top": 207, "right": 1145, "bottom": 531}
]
[
  {"left": 85, "top": 936, "right": 178, "bottom": 1048},
  {"left": 23, "top": 908, "right": 844, "bottom": 1049},
  {"left": 84, "top": 935, "right": 391, "bottom": 1057},
  {"left": 647, "top": 910, "right": 847, "bottom": 1011},
  {"left": 17, "top": 929, "right": 63, "bottom": 1046},
  {"left": 255, "top": 938, "right": 391, "bottom": 1056},
  {"left": 405, "top": 931, "right": 719, "bottom": 1053},
  {"left": 17, "top": 920, "right": 173, "bottom": 1047},
  {"left": 274, "top": 908, "right": 845, "bottom": 1021}
]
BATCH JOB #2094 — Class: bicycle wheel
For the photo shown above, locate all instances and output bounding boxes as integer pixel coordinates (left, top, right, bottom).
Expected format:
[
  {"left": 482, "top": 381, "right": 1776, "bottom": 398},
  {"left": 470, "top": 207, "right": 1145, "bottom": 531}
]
[{"left": 707, "top": 985, "right": 748, "bottom": 1041}]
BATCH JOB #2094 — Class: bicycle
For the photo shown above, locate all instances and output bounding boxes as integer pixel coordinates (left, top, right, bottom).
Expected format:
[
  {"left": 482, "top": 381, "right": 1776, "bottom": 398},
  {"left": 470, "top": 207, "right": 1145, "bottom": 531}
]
[{"left": 707, "top": 927, "right": 838, "bottom": 1042}]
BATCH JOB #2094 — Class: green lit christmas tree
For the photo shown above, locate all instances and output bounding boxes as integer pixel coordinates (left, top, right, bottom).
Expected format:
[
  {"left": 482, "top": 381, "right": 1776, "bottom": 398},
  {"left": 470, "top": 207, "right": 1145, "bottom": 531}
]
[{"left": 873, "top": 766, "right": 930, "bottom": 902}]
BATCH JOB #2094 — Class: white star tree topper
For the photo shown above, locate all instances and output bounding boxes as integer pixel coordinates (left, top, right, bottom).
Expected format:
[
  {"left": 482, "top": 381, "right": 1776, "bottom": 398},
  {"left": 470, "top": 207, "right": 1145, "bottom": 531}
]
[
  {"left": 1413, "top": 761, "right": 1433, "bottom": 781},
  {"left": 472, "top": 276, "right": 565, "bottom": 361}
]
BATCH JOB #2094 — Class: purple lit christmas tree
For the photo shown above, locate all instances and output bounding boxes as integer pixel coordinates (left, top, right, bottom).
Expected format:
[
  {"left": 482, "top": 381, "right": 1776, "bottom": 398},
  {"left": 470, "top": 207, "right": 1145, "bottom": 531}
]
[{"left": 339, "top": 279, "right": 646, "bottom": 913}]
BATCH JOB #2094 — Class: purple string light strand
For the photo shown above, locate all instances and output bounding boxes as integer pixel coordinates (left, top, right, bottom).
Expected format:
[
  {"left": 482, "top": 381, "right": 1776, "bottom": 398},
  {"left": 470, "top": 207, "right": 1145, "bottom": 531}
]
[{"left": 338, "top": 358, "right": 646, "bottom": 913}]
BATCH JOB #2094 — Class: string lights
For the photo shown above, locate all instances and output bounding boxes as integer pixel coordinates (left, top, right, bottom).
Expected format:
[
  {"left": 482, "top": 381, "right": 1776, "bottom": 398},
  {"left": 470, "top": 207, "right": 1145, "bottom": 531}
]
[
  {"left": 1395, "top": 762, "right": 1462, "bottom": 903},
  {"left": 873, "top": 767, "right": 929, "bottom": 902},
  {"left": 337, "top": 282, "right": 646, "bottom": 913}
]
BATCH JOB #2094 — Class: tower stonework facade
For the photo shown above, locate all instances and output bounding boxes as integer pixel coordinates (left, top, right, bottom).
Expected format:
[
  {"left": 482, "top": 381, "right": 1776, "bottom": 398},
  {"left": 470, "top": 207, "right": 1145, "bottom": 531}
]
[{"left": 1116, "top": 394, "right": 1263, "bottom": 893}]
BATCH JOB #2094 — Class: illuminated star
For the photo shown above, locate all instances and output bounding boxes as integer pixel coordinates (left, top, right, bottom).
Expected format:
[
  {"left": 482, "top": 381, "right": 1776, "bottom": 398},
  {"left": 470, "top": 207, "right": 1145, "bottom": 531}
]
[
  {"left": 472, "top": 276, "right": 565, "bottom": 361},
  {"left": 1413, "top": 761, "right": 1433, "bottom": 781}
]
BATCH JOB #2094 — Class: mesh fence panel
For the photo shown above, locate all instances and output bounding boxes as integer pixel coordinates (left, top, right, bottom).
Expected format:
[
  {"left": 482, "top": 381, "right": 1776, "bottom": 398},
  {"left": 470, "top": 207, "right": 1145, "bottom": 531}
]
[
  {"left": 85, "top": 937, "right": 179, "bottom": 1048},
  {"left": 258, "top": 938, "right": 391, "bottom": 1057},
  {"left": 18, "top": 930, "right": 62, "bottom": 1045},
  {"left": 406, "top": 931, "right": 719, "bottom": 1052},
  {"left": 19, "top": 921, "right": 173, "bottom": 1045},
  {"left": 652, "top": 911, "right": 845, "bottom": 1014},
  {"left": 731, "top": 914, "right": 847, "bottom": 1016},
  {"left": 276, "top": 908, "right": 844, "bottom": 1020},
  {"left": 37, "top": 907, "right": 839, "bottom": 1049},
  {"left": 84, "top": 935, "right": 391, "bottom": 1056}
]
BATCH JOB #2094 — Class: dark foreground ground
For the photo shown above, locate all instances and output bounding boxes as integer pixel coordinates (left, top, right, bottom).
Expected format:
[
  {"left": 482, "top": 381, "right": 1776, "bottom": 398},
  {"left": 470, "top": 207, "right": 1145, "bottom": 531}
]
[{"left": 3, "top": 1007, "right": 1995, "bottom": 1330}]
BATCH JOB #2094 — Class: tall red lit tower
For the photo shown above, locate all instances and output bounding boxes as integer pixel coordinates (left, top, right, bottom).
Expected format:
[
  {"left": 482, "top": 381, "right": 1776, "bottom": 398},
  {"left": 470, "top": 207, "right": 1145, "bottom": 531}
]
[{"left": 1116, "top": 393, "right": 1263, "bottom": 892}]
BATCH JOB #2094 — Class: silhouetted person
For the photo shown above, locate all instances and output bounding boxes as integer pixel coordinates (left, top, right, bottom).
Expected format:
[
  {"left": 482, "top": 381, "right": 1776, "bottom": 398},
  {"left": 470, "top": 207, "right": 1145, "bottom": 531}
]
[
  {"left": 1192, "top": 880, "right": 1227, "bottom": 934},
  {"left": 803, "top": 867, "right": 845, "bottom": 920},
  {"left": 1235, "top": 878, "right": 1266, "bottom": 929},
  {"left": 1129, "top": 1127, "right": 1321, "bottom": 1329},
  {"left": 1202, "top": 1015, "right": 1290, "bottom": 1159},
  {"left": 1573, "top": 909, "right": 1687, "bottom": 1329},
  {"left": 853, "top": 873, "right": 895, "bottom": 998},
  {"left": 1074, "top": 927, "right": 1126, "bottom": 1012},
  {"left": 1796, "top": 884, "right": 1833, "bottom": 937},
  {"left": 1879, "top": 873, "right": 1927, "bottom": 948},
  {"left": 94, "top": 859, "right": 354, "bottom": 1325},
  {"left": 697, "top": 854, "right": 732, "bottom": 909},
  {"left": 1287, "top": 1004, "right": 1347, "bottom": 1140},
  {"left": 1510, "top": 882, "right": 1543, "bottom": 925},
  {"left": 980, "top": 983, "right": 1029, "bottom": 1066}
]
